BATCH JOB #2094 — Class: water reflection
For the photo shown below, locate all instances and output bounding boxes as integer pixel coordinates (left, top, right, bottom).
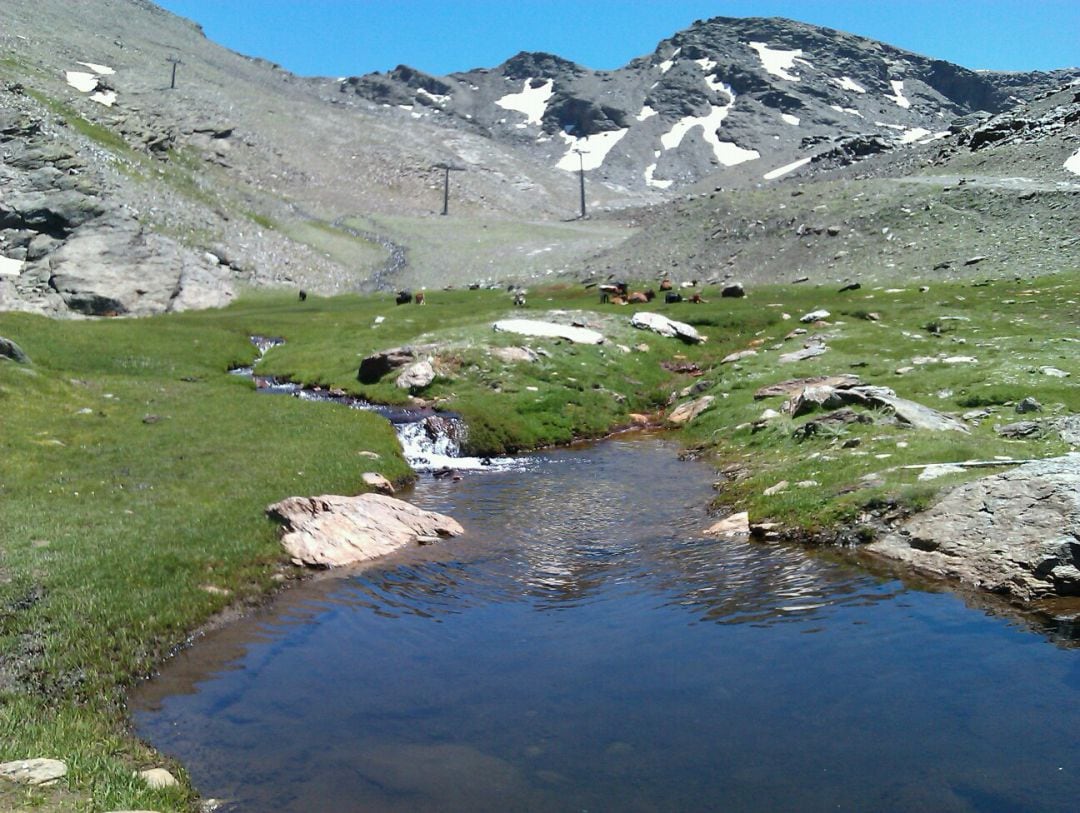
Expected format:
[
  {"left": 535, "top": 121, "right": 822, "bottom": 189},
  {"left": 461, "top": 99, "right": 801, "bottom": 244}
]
[{"left": 132, "top": 435, "right": 1080, "bottom": 813}]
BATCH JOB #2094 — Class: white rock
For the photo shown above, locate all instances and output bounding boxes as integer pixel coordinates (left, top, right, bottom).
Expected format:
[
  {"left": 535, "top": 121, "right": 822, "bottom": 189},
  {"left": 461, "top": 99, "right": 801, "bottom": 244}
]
[
  {"left": 764, "top": 480, "right": 789, "bottom": 496},
  {"left": 704, "top": 511, "right": 750, "bottom": 537},
  {"left": 630, "top": 312, "right": 704, "bottom": 343},
  {"left": 395, "top": 360, "right": 435, "bottom": 389},
  {"left": 0, "top": 758, "right": 67, "bottom": 786},
  {"left": 137, "top": 768, "right": 178, "bottom": 789},
  {"left": 799, "top": 309, "right": 830, "bottom": 323},
  {"left": 666, "top": 395, "right": 715, "bottom": 425}
]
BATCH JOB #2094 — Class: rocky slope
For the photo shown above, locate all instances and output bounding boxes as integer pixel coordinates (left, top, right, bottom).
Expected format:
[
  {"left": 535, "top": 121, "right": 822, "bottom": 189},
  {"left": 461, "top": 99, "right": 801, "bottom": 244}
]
[
  {"left": 579, "top": 83, "right": 1080, "bottom": 288},
  {"left": 0, "top": 0, "right": 1076, "bottom": 318}
]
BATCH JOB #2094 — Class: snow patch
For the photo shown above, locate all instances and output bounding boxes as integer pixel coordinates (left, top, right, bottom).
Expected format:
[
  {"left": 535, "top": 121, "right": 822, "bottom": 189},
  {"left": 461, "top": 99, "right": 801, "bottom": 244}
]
[
  {"left": 832, "top": 76, "right": 867, "bottom": 93},
  {"left": 416, "top": 87, "right": 449, "bottom": 105},
  {"left": 65, "top": 71, "right": 98, "bottom": 93},
  {"left": 77, "top": 61, "right": 114, "bottom": 75},
  {"left": 90, "top": 90, "right": 117, "bottom": 107},
  {"left": 693, "top": 57, "right": 717, "bottom": 72},
  {"left": 886, "top": 79, "right": 911, "bottom": 108},
  {"left": 657, "top": 83, "right": 758, "bottom": 166},
  {"left": 748, "top": 42, "right": 806, "bottom": 81},
  {"left": 781, "top": 113, "right": 800, "bottom": 125},
  {"left": 829, "top": 105, "right": 863, "bottom": 118},
  {"left": 900, "top": 127, "right": 932, "bottom": 144},
  {"left": 636, "top": 104, "right": 658, "bottom": 121},
  {"left": 657, "top": 47, "right": 681, "bottom": 74},
  {"left": 556, "top": 128, "right": 630, "bottom": 171},
  {"left": 1065, "top": 147, "right": 1080, "bottom": 176},
  {"left": 763, "top": 156, "right": 812, "bottom": 180},
  {"left": 0, "top": 256, "right": 24, "bottom": 277},
  {"left": 644, "top": 159, "right": 673, "bottom": 189},
  {"left": 495, "top": 78, "right": 554, "bottom": 126}
]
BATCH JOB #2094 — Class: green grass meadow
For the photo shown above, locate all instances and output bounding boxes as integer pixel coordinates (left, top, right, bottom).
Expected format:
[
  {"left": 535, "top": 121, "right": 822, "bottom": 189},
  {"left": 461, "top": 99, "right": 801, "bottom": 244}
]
[{"left": 1, "top": 270, "right": 1078, "bottom": 810}]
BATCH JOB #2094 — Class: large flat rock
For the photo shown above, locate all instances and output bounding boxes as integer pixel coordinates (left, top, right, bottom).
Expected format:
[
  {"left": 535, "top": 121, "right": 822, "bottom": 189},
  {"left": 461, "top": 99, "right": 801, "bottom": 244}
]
[
  {"left": 868, "top": 453, "right": 1080, "bottom": 601},
  {"left": 267, "top": 493, "right": 464, "bottom": 567}
]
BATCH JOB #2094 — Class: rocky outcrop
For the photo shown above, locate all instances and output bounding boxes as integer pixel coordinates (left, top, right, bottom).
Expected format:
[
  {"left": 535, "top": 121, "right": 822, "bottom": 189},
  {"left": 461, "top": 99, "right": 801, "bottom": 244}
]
[
  {"left": 868, "top": 454, "right": 1080, "bottom": 602},
  {"left": 0, "top": 89, "right": 234, "bottom": 317},
  {"left": 267, "top": 493, "right": 465, "bottom": 568}
]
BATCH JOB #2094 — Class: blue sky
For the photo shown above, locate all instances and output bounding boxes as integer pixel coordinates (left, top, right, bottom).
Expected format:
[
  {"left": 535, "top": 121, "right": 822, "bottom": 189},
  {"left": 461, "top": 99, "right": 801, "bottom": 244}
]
[{"left": 156, "top": 1, "right": 1079, "bottom": 77}]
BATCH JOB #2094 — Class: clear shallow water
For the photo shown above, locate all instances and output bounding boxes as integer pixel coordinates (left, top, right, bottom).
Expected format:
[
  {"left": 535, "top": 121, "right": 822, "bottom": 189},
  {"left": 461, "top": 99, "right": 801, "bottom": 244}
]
[{"left": 131, "top": 435, "right": 1080, "bottom": 813}]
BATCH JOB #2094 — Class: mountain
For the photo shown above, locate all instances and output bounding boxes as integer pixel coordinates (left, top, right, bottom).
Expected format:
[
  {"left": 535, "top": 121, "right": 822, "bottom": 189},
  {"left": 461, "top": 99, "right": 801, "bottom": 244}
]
[
  {"left": 341, "top": 16, "right": 1078, "bottom": 193},
  {"left": 0, "top": 0, "right": 1077, "bottom": 318}
]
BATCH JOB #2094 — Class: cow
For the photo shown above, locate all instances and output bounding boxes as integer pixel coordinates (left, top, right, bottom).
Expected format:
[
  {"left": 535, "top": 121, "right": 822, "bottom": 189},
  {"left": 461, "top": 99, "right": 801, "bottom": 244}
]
[
  {"left": 414, "top": 291, "right": 425, "bottom": 305},
  {"left": 689, "top": 292, "right": 708, "bottom": 304},
  {"left": 627, "top": 291, "right": 650, "bottom": 304},
  {"left": 659, "top": 278, "right": 673, "bottom": 291},
  {"left": 513, "top": 290, "right": 527, "bottom": 307},
  {"left": 395, "top": 290, "right": 412, "bottom": 305},
  {"left": 298, "top": 289, "right": 307, "bottom": 302},
  {"left": 665, "top": 292, "right": 683, "bottom": 304}
]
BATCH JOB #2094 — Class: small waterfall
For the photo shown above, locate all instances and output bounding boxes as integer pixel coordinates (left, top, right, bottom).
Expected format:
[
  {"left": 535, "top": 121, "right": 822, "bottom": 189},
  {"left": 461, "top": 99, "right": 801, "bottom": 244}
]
[{"left": 238, "top": 336, "right": 522, "bottom": 474}]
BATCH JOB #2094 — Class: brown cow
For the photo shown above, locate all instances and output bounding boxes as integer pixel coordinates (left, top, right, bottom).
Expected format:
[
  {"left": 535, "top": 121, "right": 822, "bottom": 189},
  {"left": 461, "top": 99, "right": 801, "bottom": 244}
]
[
  {"left": 659, "top": 278, "right": 673, "bottom": 291},
  {"left": 415, "top": 291, "right": 425, "bottom": 305}
]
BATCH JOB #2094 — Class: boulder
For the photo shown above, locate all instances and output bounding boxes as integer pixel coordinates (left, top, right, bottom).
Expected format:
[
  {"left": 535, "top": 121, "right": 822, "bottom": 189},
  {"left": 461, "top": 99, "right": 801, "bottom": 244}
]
[
  {"left": 492, "top": 319, "right": 604, "bottom": 345},
  {"left": 630, "top": 312, "right": 704, "bottom": 344},
  {"left": 868, "top": 454, "right": 1080, "bottom": 601},
  {"left": 395, "top": 359, "right": 435, "bottom": 390},
  {"left": 267, "top": 493, "right": 464, "bottom": 567},
  {"left": 361, "top": 472, "right": 395, "bottom": 495},
  {"left": 46, "top": 215, "right": 233, "bottom": 315},
  {"left": 0, "top": 758, "right": 67, "bottom": 786},
  {"left": 0, "top": 336, "right": 30, "bottom": 364},
  {"left": 799, "top": 309, "right": 830, "bottom": 323},
  {"left": 666, "top": 395, "right": 715, "bottom": 425},
  {"left": 1015, "top": 397, "right": 1042, "bottom": 414},
  {"left": 137, "top": 768, "right": 178, "bottom": 789},
  {"left": 704, "top": 512, "right": 750, "bottom": 537},
  {"left": 358, "top": 345, "right": 427, "bottom": 383}
]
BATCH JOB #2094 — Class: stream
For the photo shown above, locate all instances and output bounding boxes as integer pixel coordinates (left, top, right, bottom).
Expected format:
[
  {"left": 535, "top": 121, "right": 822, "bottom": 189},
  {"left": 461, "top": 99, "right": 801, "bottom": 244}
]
[{"left": 130, "top": 342, "right": 1080, "bottom": 812}]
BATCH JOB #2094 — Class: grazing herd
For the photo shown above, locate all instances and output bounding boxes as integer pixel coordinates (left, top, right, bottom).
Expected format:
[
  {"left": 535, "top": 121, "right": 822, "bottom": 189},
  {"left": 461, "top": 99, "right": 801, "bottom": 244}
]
[{"left": 299, "top": 278, "right": 726, "bottom": 309}]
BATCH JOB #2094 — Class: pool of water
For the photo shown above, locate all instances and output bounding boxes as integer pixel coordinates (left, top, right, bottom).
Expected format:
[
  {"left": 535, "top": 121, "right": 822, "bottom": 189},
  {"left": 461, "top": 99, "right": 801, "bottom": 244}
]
[{"left": 131, "top": 435, "right": 1080, "bottom": 812}]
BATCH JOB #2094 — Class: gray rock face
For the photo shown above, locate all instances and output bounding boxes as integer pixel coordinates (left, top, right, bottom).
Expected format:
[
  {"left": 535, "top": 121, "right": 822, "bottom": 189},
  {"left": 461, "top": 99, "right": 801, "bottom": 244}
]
[
  {"left": 267, "top": 493, "right": 465, "bottom": 568},
  {"left": 46, "top": 215, "right": 234, "bottom": 316},
  {"left": 868, "top": 454, "right": 1080, "bottom": 601}
]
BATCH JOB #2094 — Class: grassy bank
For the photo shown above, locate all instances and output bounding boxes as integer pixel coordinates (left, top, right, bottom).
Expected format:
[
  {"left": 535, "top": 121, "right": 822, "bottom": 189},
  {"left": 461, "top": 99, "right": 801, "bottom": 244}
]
[{"left": 1, "top": 271, "right": 1078, "bottom": 810}]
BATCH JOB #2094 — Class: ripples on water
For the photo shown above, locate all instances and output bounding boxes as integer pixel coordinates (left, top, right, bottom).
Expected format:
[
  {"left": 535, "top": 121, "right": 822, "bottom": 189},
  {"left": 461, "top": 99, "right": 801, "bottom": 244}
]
[{"left": 132, "top": 436, "right": 1080, "bottom": 813}]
